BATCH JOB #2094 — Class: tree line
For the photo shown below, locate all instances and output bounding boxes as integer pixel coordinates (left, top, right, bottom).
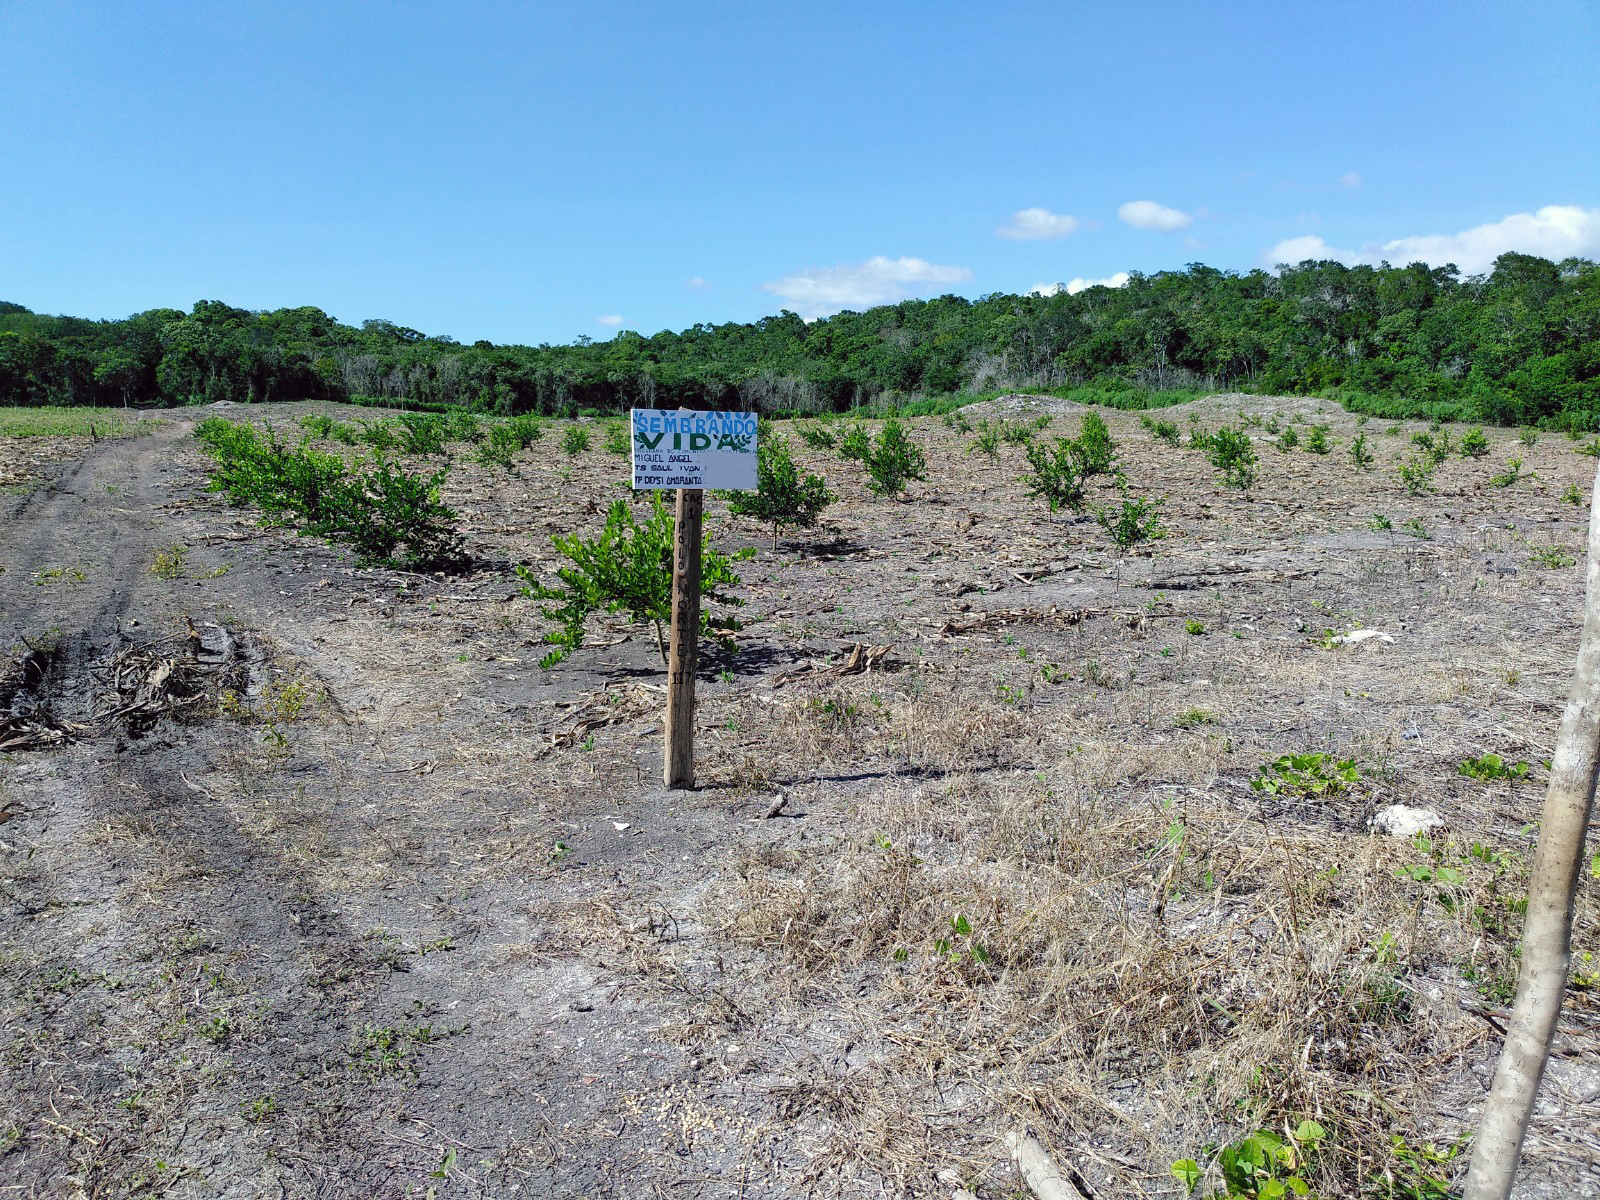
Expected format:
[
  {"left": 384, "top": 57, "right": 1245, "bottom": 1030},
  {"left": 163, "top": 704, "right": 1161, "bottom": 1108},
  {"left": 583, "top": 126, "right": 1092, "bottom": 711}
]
[{"left": 3, "top": 251, "right": 1597, "bottom": 427}]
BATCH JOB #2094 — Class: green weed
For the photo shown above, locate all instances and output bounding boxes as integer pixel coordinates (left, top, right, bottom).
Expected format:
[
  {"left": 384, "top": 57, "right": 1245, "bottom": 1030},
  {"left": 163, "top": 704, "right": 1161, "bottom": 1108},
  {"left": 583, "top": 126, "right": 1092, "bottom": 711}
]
[
  {"left": 149, "top": 545, "right": 188, "bottom": 579},
  {"left": 1487, "top": 457, "right": 1525, "bottom": 488},
  {"left": 1251, "top": 753, "right": 1358, "bottom": 798},
  {"left": 1458, "top": 753, "right": 1529, "bottom": 782}
]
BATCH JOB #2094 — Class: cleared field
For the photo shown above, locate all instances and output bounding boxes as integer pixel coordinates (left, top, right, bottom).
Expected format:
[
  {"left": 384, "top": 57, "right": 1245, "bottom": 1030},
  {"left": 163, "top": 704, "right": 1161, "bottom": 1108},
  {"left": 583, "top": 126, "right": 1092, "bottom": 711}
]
[{"left": 0, "top": 396, "right": 1596, "bottom": 1199}]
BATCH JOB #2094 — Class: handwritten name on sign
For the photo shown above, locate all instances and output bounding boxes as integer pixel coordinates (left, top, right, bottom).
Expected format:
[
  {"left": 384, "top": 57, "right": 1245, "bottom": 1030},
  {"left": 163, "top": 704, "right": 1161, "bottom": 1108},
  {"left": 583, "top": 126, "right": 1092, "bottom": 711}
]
[{"left": 630, "top": 409, "right": 758, "bottom": 491}]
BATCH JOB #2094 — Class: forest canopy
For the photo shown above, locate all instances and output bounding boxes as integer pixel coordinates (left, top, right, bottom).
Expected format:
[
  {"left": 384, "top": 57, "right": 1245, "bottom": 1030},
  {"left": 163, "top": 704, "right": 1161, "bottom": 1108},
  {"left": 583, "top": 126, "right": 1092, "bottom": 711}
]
[{"left": 3, "top": 252, "right": 1597, "bottom": 428}]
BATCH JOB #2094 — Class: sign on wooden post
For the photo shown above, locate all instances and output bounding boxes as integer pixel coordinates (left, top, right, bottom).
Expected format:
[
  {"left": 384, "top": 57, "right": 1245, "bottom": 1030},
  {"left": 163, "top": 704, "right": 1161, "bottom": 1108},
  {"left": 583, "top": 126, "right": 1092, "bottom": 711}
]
[{"left": 630, "top": 409, "right": 758, "bottom": 788}]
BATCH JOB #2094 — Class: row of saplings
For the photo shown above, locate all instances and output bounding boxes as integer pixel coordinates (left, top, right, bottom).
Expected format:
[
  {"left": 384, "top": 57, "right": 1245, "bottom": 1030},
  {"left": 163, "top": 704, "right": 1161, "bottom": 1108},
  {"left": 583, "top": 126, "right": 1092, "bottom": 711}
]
[{"left": 192, "top": 410, "right": 1160, "bottom": 669}]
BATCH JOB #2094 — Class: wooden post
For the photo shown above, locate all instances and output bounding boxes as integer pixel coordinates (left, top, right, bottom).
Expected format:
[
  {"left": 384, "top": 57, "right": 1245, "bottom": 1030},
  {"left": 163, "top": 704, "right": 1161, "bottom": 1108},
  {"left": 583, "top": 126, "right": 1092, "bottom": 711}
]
[
  {"left": 664, "top": 487, "right": 703, "bottom": 789},
  {"left": 1465, "top": 457, "right": 1600, "bottom": 1199}
]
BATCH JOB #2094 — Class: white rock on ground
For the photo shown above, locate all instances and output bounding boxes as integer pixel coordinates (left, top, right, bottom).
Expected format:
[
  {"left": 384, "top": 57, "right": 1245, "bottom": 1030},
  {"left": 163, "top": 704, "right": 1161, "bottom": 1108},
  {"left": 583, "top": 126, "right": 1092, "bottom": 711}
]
[{"left": 1371, "top": 804, "right": 1445, "bottom": 838}]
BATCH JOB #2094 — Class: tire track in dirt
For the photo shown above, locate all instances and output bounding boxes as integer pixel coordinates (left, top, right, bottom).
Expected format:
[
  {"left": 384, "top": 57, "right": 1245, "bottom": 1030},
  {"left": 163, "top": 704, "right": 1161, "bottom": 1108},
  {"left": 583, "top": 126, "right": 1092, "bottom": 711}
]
[{"left": 0, "top": 422, "right": 431, "bottom": 1197}]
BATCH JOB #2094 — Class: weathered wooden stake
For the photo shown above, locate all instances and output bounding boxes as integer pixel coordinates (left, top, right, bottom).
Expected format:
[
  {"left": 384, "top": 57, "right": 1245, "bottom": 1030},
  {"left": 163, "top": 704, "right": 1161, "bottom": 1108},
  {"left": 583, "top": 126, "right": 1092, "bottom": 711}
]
[
  {"left": 1465, "top": 458, "right": 1600, "bottom": 1199},
  {"left": 664, "top": 487, "right": 703, "bottom": 789}
]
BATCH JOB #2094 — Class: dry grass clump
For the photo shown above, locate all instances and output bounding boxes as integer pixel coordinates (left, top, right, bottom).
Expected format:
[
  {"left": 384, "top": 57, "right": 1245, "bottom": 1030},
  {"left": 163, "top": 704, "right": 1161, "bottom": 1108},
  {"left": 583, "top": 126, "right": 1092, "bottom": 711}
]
[
  {"left": 709, "top": 735, "right": 1563, "bottom": 1196},
  {"left": 773, "top": 673, "right": 1039, "bottom": 776}
]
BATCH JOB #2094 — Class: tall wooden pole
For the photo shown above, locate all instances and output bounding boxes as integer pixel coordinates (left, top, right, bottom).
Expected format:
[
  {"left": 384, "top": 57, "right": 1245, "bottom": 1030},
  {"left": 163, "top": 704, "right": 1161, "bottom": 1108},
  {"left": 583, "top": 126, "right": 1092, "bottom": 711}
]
[
  {"left": 1465, "top": 458, "right": 1600, "bottom": 1199},
  {"left": 664, "top": 487, "right": 703, "bottom": 789}
]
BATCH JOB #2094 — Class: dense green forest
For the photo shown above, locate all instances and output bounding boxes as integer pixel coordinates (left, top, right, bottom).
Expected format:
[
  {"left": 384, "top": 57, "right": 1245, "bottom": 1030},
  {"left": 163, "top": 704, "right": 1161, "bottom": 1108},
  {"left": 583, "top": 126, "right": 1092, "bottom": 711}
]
[{"left": 3, "top": 252, "right": 1597, "bottom": 427}]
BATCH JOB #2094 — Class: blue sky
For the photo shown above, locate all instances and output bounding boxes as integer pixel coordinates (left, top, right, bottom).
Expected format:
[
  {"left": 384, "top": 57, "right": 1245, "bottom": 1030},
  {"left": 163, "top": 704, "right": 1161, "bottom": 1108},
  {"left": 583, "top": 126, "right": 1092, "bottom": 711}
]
[{"left": 2, "top": 1, "right": 1596, "bottom": 344}]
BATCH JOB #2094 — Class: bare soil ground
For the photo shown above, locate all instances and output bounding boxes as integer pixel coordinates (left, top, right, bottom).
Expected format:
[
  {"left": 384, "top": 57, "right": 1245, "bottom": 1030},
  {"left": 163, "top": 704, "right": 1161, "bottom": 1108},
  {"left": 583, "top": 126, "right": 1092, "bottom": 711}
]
[{"left": 1, "top": 396, "right": 1597, "bottom": 1199}]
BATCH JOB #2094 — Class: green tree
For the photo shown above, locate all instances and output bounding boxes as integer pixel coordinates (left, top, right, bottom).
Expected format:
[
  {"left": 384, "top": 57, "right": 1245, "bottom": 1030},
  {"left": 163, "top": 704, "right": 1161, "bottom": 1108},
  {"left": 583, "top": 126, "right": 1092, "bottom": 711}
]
[
  {"left": 726, "top": 433, "right": 834, "bottom": 547},
  {"left": 519, "top": 494, "right": 747, "bottom": 667},
  {"left": 863, "top": 419, "right": 928, "bottom": 499}
]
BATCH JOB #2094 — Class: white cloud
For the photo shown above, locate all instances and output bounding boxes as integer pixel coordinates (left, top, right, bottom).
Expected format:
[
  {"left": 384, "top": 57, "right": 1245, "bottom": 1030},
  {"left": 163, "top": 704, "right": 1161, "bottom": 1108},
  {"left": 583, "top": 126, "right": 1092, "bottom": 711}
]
[
  {"left": 761, "top": 255, "right": 974, "bottom": 318},
  {"left": 997, "top": 207, "right": 1081, "bottom": 240},
  {"left": 686, "top": 276, "right": 710, "bottom": 290},
  {"left": 595, "top": 314, "right": 624, "bottom": 328},
  {"left": 1262, "top": 234, "right": 1342, "bottom": 265},
  {"left": 1380, "top": 206, "right": 1600, "bottom": 274},
  {"left": 1338, "top": 172, "right": 1361, "bottom": 191},
  {"left": 1030, "top": 272, "right": 1131, "bottom": 297},
  {"left": 1118, "top": 199, "right": 1192, "bottom": 232},
  {"left": 1262, "top": 205, "right": 1600, "bottom": 275}
]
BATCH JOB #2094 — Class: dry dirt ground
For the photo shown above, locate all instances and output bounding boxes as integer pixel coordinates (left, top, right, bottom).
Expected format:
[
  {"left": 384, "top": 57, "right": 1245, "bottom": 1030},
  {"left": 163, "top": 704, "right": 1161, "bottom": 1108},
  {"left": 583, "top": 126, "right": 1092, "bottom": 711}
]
[{"left": 1, "top": 396, "right": 1598, "bottom": 1200}]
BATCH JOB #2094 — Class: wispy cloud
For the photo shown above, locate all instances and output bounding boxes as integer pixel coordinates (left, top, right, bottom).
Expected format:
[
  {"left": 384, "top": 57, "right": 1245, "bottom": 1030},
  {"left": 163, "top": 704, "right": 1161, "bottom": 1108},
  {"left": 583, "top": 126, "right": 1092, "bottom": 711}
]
[
  {"left": 1117, "top": 200, "right": 1192, "bottom": 232},
  {"left": 1338, "top": 172, "right": 1361, "bottom": 191},
  {"left": 997, "top": 207, "right": 1081, "bottom": 240},
  {"left": 595, "top": 314, "right": 624, "bottom": 328},
  {"left": 1030, "top": 272, "right": 1131, "bottom": 297},
  {"left": 686, "top": 276, "right": 710, "bottom": 290},
  {"left": 761, "top": 255, "right": 974, "bottom": 318},
  {"left": 1262, "top": 205, "right": 1600, "bottom": 275}
]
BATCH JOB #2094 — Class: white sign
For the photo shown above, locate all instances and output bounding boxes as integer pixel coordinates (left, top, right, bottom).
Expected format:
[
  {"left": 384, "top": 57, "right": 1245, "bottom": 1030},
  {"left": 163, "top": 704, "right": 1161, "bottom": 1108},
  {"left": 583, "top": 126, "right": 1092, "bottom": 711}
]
[{"left": 630, "top": 409, "right": 758, "bottom": 491}]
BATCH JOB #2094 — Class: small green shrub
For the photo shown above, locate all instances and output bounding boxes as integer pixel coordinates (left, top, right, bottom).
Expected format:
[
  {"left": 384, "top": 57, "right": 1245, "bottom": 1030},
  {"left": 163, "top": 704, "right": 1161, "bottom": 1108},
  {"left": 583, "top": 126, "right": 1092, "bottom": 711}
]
[
  {"left": 1205, "top": 427, "right": 1257, "bottom": 490},
  {"left": 1095, "top": 495, "right": 1164, "bottom": 549},
  {"left": 1518, "top": 427, "right": 1538, "bottom": 447},
  {"left": 299, "top": 413, "right": 339, "bottom": 439},
  {"left": 968, "top": 424, "right": 1002, "bottom": 459},
  {"left": 1022, "top": 438, "right": 1087, "bottom": 511},
  {"left": 726, "top": 433, "right": 834, "bottom": 547},
  {"left": 1023, "top": 416, "right": 1123, "bottom": 512},
  {"left": 1305, "top": 425, "right": 1331, "bottom": 455},
  {"left": 1459, "top": 427, "right": 1489, "bottom": 458},
  {"left": 1000, "top": 420, "right": 1033, "bottom": 446},
  {"left": 863, "top": 419, "right": 928, "bottom": 499},
  {"left": 1398, "top": 454, "right": 1435, "bottom": 495},
  {"left": 1563, "top": 483, "right": 1583, "bottom": 505},
  {"left": 1275, "top": 426, "right": 1299, "bottom": 452},
  {"left": 476, "top": 427, "right": 517, "bottom": 469},
  {"left": 194, "top": 418, "right": 464, "bottom": 571},
  {"left": 342, "top": 458, "right": 466, "bottom": 570},
  {"left": 518, "top": 493, "right": 746, "bottom": 667},
  {"left": 506, "top": 413, "right": 545, "bottom": 445},
  {"left": 1488, "top": 456, "right": 1525, "bottom": 488},
  {"left": 602, "top": 420, "right": 631, "bottom": 455},
  {"left": 795, "top": 422, "right": 836, "bottom": 450},
  {"left": 396, "top": 414, "right": 448, "bottom": 456},
  {"left": 1349, "top": 431, "right": 1373, "bottom": 469},
  {"left": 442, "top": 408, "right": 481, "bottom": 444},
  {"left": 838, "top": 422, "right": 871, "bottom": 462},
  {"left": 562, "top": 425, "right": 590, "bottom": 456},
  {"left": 1140, "top": 414, "right": 1180, "bottom": 445},
  {"left": 358, "top": 420, "right": 400, "bottom": 452},
  {"left": 475, "top": 414, "right": 546, "bottom": 469},
  {"left": 1074, "top": 412, "right": 1119, "bottom": 478}
]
